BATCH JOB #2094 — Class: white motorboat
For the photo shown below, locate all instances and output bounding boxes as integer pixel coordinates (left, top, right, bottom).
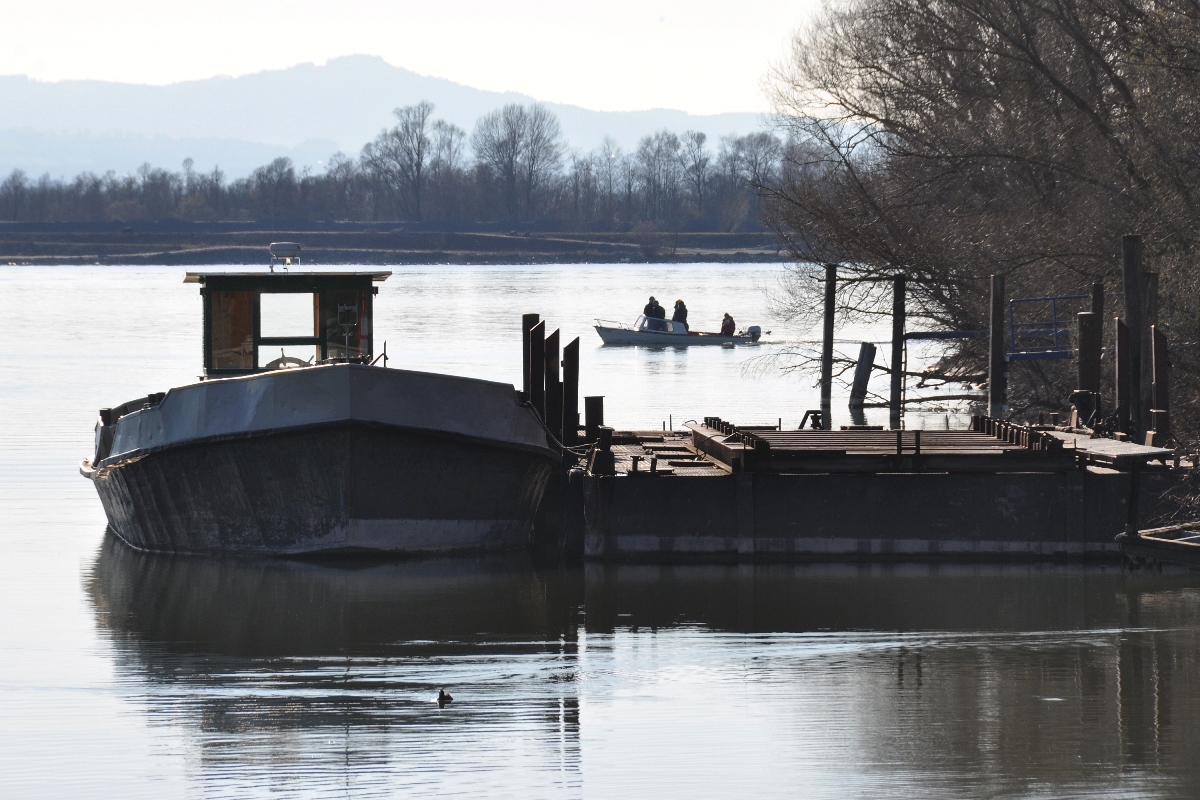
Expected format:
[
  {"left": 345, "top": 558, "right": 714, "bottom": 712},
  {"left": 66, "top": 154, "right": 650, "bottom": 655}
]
[{"left": 594, "top": 315, "right": 763, "bottom": 346}]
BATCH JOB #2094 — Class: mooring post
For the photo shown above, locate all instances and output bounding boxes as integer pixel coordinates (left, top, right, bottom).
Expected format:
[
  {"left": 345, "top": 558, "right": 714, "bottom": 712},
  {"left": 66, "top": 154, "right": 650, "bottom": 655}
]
[
  {"left": 584, "top": 396, "right": 605, "bottom": 441},
  {"left": 849, "top": 341, "right": 876, "bottom": 410},
  {"left": 1151, "top": 324, "right": 1170, "bottom": 441},
  {"left": 1126, "top": 460, "right": 1142, "bottom": 538},
  {"left": 545, "top": 328, "right": 562, "bottom": 442},
  {"left": 821, "top": 263, "right": 837, "bottom": 419},
  {"left": 1091, "top": 281, "right": 1104, "bottom": 317},
  {"left": 890, "top": 276, "right": 905, "bottom": 430},
  {"left": 521, "top": 313, "right": 540, "bottom": 398},
  {"left": 1122, "top": 235, "right": 1144, "bottom": 435},
  {"left": 1115, "top": 317, "right": 1131, "bottom": 433},
  {"left": 988, "top": 274, "right": 1007, "bottom": 418},
  {"left": 529, "top": 320, "right": 546, "bottom": 421},
  {"left": 1077, "top": 311, "right": 1101, "bottom": 424},
  {"left": 562, "top": 337, "right": 580, "bottom": 445},
  {"left": 1140, "top": 271, "right": 1159, "bottom": 436}
]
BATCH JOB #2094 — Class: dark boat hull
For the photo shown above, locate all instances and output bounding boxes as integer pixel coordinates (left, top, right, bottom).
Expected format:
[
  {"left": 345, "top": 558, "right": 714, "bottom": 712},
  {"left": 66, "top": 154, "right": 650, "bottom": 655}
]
[{"left": 88, "top": 423, "right": 557, "bottom": 555}]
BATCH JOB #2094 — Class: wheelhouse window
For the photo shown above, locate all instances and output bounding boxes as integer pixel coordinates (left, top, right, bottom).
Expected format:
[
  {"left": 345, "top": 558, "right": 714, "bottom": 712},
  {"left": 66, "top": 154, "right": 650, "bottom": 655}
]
[
  {"left": 321, "top": 290, "right": 370, "bottom": 359},
  {"left": 209, "top": 291, "right": 254, "bottom": 370},
  {"left": 260, "top": 292, "right": 318, "bottom": 338}
]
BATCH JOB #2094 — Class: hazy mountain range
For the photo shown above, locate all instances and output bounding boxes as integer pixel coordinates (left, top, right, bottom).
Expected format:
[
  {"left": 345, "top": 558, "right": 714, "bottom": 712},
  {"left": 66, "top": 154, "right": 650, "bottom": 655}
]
[{"left": 0, "top": 55, "right": 766, "bottom": 179}]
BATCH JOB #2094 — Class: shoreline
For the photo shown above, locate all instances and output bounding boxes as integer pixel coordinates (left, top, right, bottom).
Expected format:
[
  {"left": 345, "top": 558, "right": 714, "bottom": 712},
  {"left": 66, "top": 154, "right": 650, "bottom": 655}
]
[{"left": 0, "top": 224, "right": 785, "bottom": 266}]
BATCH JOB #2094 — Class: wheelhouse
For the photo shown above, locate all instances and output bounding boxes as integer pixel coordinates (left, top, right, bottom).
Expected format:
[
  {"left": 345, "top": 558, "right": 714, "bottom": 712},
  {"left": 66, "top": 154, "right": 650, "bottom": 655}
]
[{"left": 185, "top": 271, "right": 391, "bottom": 376}]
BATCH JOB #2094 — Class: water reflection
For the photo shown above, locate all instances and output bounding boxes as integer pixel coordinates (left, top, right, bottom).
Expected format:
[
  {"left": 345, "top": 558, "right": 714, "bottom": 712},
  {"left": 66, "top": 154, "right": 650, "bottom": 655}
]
[{"left": 88, "top": 534, "right": 1200, "bottom": 798}]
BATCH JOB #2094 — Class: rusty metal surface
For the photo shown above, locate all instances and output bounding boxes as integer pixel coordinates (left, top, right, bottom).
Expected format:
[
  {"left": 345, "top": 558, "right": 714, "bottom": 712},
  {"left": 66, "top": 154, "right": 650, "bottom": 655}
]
[{"left": 684, "top": 419, "right": 1077, "bottom": 474}]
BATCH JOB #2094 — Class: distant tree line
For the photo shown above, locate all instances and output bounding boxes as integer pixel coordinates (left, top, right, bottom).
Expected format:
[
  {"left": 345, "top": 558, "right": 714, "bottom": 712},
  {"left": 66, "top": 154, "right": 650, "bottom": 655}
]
[{"left": 0, "top": 101, "right": 781, "bottom": 231}]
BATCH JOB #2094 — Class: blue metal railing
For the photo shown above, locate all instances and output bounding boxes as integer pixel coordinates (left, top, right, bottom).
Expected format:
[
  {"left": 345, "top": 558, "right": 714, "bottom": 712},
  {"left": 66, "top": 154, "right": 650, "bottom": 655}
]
[{"left": 1008, "top": 294, "right": 1088, "bottom": 360}]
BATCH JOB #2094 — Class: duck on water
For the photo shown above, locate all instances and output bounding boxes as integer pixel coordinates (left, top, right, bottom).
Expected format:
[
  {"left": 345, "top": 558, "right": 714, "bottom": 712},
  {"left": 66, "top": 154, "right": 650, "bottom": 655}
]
[{"left": 80, "top": 250, "right": 560, "bottom": 557}]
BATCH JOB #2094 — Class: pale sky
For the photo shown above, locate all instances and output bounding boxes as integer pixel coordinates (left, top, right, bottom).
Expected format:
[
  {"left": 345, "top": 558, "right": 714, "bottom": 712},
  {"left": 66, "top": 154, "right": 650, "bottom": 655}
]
[{"left": 1, "top": 0, "right": 820, "bottom": 115}]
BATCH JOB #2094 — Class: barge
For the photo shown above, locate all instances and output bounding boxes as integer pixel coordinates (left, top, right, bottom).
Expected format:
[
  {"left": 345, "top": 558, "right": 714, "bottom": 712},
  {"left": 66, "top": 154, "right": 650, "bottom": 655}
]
[
  {"left": 81, "top": 269, "right": 559, "bottom": 556},
  {"left": 576, "top": 418, "right": 1183, "bottom": 561}
]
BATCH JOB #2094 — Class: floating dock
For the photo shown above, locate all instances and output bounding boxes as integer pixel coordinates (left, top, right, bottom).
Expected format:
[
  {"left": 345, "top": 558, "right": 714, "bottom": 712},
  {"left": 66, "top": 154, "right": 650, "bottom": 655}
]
[{"left": 574, "top": 416, "right": 1185, "bottom": 562}]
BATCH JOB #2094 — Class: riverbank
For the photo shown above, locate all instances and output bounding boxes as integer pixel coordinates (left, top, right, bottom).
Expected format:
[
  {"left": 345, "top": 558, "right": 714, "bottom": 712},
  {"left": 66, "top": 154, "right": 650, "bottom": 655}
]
[{"left": 0, "top": 221, "right": 783, "bottom": 265}]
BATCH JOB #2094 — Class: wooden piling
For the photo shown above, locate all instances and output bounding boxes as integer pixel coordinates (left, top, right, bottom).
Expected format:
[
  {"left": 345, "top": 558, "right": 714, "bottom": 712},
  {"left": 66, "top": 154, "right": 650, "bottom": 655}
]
[
  {"left": 890, "top": 276, "right": 905, "bottom": 430},
  {"left": 1122, "top": 235, "right": 1144, "bottom": 434},
  {"left": 562, "top": 337, "right": 580, "bottom": 445},
  {"left": 1126, "top": 460, "right": 1141, "bottom": 537},
  {"left": 545, "top": 328, "right": 562, "bottom": 442},
  {"left": 1115, "top": 317, "right": 1131, "bottom": 433},
  {"left": 584, "top": 396, "right": 605, "bottom": 441},
  {"left": 988, "top": 274, "right": 1007, "bottom": 418},
  {"left": 1091, "top": 281, "right": 1104, "bottom": 317},
  {"left": 521, "top": 313, "right": 540, "bottom": 399},
  {"left": 1078, "top": 312, "right": 1101, "bottom": 394},
  {"left": 821, "top": 263, "right": 837, "bottom": 417},
  {"left": 1077, "top": 311, "right": 1101, "bottom": 423},
  {"left": 529, "top": 320, "right": 546, "bottom": 421},
  {"left": 849, "top": 342, "right": 876, "bottom": 410},
  {"left": 1140, "top": 271, "right": 1159, "bottom": 434},
  {"left": 1151, "top": 324, "right": 1170, "bottom": 440}
]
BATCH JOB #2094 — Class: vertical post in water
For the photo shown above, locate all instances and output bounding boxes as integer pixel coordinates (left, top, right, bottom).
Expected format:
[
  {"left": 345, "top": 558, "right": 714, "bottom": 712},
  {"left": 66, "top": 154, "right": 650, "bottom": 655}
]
[
  {"left": 1091, "top": 281, "right": 1104, "bottom": 317},
  {"left": 821, "top": 264, "right": 837, "bottom": 420},
  {"left": 890, "top": 276, "right": 905, "bottom": 430},
  {"left": 1151, "top": 325, "right": 1170, "bottom": 440},
  {"left": 521, "top": 313, "right": 540, "bottom": 398},
  {"left": 545, "top": 328, "right": 562, "bottom": 442},
  {"left": 1078, "top": 313, "right": 1101, "bottom": 395},
  {"left": 1077, "top": 311, "right": 1101, "bottom": 424},
  {"left": 529, "top": 320, "right": 546, "bottom": 421},
  {"left": 584, "top": 396, "right": 605, "bottom": 441},
  {"left": 1122, "top": 235, "right": 1144, "bottom": 435},
  {"left": 988, "top": 274, "right": 1007, "bottom": 418},
  {"left": 562, "top": 337, "right": 580, "bottom": 445},
  {"left": 849, "top": 342, "right": 876, "bottom": 409},
  {"left": 1080, "top": 309, "right": 1099, "bottom": 419},
  {"left": 1115, "top": 318, "right": 1131, "bottom": 433},
  {"left": 1140, "top": 271, "right": 1158, "bottom": 435}
]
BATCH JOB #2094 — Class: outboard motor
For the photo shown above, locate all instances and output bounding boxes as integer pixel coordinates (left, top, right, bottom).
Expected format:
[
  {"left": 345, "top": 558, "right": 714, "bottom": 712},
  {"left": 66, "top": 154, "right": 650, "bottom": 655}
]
[{"left": 747, "top": 325, "right": 762, "bottom": 342}]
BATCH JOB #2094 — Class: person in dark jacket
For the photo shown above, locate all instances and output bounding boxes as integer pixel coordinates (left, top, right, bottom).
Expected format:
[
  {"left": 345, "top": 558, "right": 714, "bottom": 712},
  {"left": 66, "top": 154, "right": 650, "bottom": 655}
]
[
  {"left": 720, "top": 313, "right": 735, "bottom": 337},
  {"left": 643, "top": 296, "right": 666, "bottom": 329},
  {"left": 672, "top": 299, "right": 689, "bottom": 330}
]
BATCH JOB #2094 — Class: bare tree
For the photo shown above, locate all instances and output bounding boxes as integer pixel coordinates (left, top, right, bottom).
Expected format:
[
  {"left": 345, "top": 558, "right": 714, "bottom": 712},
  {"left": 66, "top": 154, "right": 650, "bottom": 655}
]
[
  {"left": 635, "top": 130, "right": 684, "bottom": 223},
  {"left": 360, "top": 101, "right": 435, "bottom": 220},
  {"left": 471, "top": 104, "right": 527, "bottom": 219},
  {"left": 1, "top": 170, "right": 28, "bottom": 221},
  {"left": 681, "top": 131, "right": 710, "bottom": 213},
  {"left": 765, "top": 0, "right": 1200, "bottom": 425},
  {"left": 522, "top": 105, "right": 565, "bottom": 217}
]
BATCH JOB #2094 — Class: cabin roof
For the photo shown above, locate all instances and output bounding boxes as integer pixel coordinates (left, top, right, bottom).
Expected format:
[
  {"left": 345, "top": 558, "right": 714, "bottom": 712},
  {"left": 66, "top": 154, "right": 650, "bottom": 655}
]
[{"left": 184, "top": 271, "right": 391, "bottom": 284}]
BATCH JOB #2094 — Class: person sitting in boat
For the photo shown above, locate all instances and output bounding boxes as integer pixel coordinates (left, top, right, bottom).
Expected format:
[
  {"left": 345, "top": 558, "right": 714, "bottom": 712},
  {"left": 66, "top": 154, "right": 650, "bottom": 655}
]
[
  {"left": 643, "top": 296, "right": 667, "bottom": 330},
  {"left": 720, "top": 313, "right": 735, "bottom": 337},
  {"left": 672, "top": 299, "right": 689, "bottom": 330}
]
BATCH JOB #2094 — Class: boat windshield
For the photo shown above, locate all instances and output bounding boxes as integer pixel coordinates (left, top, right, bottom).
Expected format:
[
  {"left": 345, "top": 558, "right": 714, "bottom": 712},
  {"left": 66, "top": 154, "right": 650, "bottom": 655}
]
[{"left": 635, "top": 315, "right": 687, "bottom": 335}]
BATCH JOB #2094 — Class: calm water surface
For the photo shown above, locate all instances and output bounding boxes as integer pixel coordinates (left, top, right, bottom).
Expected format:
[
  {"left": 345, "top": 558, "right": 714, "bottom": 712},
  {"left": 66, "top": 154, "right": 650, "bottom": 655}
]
[{"left": 3, "top": 264, "right": 1200, "bottom": 798}]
